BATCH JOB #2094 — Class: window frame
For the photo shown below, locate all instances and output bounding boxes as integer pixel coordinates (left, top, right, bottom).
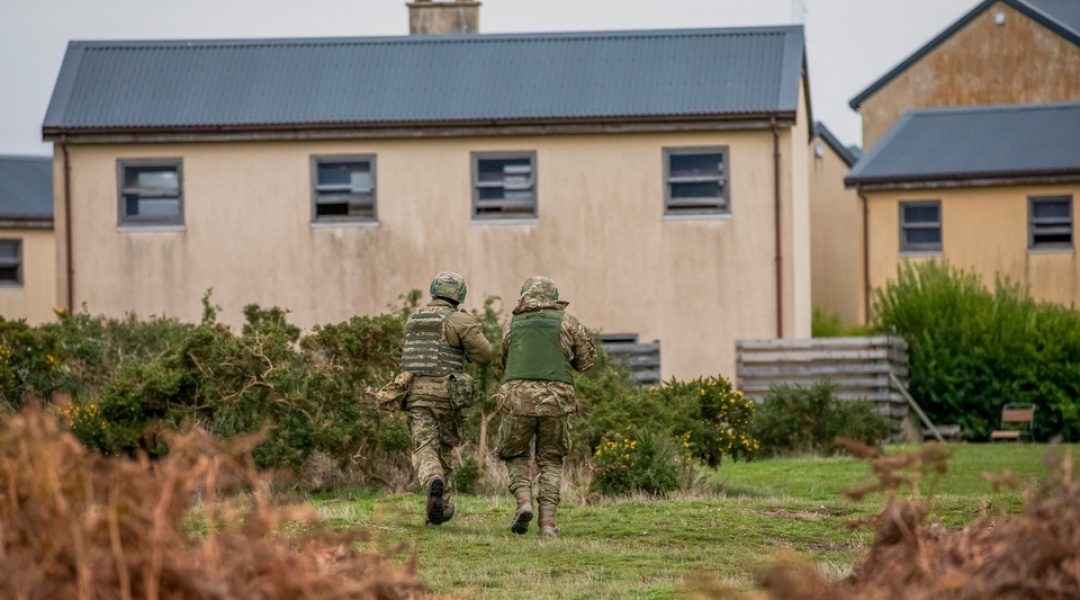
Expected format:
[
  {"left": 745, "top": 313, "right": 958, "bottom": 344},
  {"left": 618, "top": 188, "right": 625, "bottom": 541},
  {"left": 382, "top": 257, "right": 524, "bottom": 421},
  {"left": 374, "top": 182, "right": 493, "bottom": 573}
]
[
  {"left": 310, "top": 154, "right": 378, "bottom": 225},
  {"left": 899, "top": 200, "right": 943, "bottom": 254},
  {"left": 116, "top": 158, "right": 185, "bottom": 228},
  {"left": 663, "top": 146, "right": 730, "bottom": 217},
  {"left": 1028, "top": 195, "right": 1073, "bottom": 251},
  {"left": 0, "top": 238, "right": 22, "bottom": 287},
  {"left": 471, "top": 151, "right": 538, "bottom": 222}
]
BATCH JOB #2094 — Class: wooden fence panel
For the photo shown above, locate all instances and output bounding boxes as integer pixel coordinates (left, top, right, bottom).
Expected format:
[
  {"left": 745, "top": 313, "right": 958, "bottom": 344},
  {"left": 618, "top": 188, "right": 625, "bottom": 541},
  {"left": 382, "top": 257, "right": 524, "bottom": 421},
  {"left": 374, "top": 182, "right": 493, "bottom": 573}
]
[{"left": 602, "top": 341, "right": 661, "bottom": 387}]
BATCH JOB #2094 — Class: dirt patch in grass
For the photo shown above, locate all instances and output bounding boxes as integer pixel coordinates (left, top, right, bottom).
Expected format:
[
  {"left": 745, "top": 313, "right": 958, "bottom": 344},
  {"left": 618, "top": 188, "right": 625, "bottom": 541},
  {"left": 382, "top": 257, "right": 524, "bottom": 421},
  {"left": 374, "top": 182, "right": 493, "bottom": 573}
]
[{"left": 745, "top": 508, "right": 851, "bottom": 521}]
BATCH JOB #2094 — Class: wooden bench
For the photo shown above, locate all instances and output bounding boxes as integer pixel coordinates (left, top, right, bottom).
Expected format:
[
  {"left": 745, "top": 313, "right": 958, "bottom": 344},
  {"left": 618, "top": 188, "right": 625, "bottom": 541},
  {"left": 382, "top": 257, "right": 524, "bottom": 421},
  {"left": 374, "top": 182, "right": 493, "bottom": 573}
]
[
  {"left": 922, "top": 424, "right": 962, "bottom": 442},
  {"left": 990, "top": 403, "right": 1035, "bottom": 442}
]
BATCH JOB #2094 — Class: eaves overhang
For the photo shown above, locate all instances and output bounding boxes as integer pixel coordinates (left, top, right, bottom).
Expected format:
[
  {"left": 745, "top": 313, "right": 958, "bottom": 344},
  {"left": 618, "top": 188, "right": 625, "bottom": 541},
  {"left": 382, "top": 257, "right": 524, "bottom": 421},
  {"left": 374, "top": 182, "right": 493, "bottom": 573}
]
[
  {"left": 845, "top": 169, "right": 1080, "bottom": 191},
  {"left": 44, "top": 112, "right": 798, "bottom": 144}
]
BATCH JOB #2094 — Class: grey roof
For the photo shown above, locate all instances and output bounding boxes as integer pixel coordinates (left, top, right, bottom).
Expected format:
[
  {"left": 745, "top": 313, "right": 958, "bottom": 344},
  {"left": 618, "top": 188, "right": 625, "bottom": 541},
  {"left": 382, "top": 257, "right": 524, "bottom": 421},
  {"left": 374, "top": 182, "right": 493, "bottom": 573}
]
[
  {"left": 845, "top": 101, "right": 1080, "bottom": 187},
  {"left": 0, "top": 156, "right": 53, "bottom": 220},
  {"left": 850, "top": 0, "right": 1080, "bottom": 109},
  {"left": 44, "top": 26, "right": 805, "bottom": 134},
  {"left": 812, "top": 121, "right": 858, "bottom": 167}
]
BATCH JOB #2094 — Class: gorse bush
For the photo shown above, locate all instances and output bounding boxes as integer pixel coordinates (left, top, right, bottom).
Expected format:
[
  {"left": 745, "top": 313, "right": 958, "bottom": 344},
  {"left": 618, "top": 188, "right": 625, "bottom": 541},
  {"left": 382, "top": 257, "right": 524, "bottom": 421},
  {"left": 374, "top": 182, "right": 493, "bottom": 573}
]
[
  {"left": 0, "top": 309, "right": 191, "bottom": 410},
  {"left": 589, "top": 430, "right": 680, "bottom": 496},
  {"left": 575, "top": 365, "right": 759, "bottom": 467},
  {"left": 875, "top": 261, "right": 1080, "bottom": 441},
  {"left": 654, "top": 376, "right": 759, "bottom": 466},
  {"left": 750, "top": 382, "right": 890, "bottom": 457},
  {"left": 2, "top": 293, "right": 756, "bottom": 492}
]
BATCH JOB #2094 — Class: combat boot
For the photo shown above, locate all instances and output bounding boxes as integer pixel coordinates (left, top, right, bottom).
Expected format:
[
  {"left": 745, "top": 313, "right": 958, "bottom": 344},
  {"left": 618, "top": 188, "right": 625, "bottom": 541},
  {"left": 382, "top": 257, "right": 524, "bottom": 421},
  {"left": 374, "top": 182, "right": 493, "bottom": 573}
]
[
  {"left": 424, "top": 476, "right": 445, "bottom": 525},
  {"left": 538, "top": 520, "right": 559, "bottom": 538},
  {"left": 510, "top": 497, "right": 533, "bottom": 535},
  {"left": 439, "top": 500, "right": 455, "bottom": 524},
  {"left": 538, "top": 502, "right": 559, "bottom": 537}
]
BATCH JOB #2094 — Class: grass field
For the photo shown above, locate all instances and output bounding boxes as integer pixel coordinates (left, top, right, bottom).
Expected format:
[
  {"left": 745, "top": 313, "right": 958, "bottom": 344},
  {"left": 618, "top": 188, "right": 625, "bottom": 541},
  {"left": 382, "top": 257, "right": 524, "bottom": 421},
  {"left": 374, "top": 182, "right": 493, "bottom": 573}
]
[{"left": 316, "top": 443, "right": 1073, "bottom": 599}]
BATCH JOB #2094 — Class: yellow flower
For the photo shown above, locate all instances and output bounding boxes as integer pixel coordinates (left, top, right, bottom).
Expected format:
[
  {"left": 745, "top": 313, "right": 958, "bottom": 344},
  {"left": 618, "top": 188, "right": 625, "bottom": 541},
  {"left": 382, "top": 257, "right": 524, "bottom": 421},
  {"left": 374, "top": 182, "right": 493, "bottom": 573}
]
[{"left": 699, "top": 389, "right": 705, "bottom": 396}]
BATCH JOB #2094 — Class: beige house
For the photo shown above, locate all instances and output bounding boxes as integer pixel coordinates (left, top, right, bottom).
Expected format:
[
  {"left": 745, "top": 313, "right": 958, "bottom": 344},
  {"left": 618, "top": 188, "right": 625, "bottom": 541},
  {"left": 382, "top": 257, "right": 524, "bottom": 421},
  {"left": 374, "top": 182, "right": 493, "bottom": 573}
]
[
  {"left": 809, "top": 123, "right": 863, "bottom": 325},
  {"left": 846, "top": 102, "right": 1080, "bottom": 312},
  {"left": 42, "top": 11, "right": 812, "bottom": 381},
  {"left": 0, "top": 156, "right": 56, "bottom": 324},
  {"left": 837, "top": 0, "right": 1080, "bottom": 322},
  {"left": 849, "top": 0, "right": 1080, "bottom": 150}
]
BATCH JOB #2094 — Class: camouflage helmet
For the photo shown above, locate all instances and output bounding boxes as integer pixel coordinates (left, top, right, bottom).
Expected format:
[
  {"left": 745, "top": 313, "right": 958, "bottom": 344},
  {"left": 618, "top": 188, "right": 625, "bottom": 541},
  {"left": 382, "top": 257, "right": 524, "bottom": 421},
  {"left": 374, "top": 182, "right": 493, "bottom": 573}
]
[
  {"left": 429, "top": 271, "right": 468, "bottom": 303},
  {"left": 519, "top": 276, "right": 559, "bottom": 302}
]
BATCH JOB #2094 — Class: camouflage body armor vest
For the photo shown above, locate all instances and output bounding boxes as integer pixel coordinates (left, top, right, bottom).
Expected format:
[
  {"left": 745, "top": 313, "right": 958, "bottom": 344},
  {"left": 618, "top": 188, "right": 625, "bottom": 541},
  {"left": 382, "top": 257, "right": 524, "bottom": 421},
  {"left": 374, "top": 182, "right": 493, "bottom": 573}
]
[
  {"left": 401, "top": 307, "right": 465, "bottom": 376},
  {"left": 502, "top": 310, "right": 574, "bottom": 384}
]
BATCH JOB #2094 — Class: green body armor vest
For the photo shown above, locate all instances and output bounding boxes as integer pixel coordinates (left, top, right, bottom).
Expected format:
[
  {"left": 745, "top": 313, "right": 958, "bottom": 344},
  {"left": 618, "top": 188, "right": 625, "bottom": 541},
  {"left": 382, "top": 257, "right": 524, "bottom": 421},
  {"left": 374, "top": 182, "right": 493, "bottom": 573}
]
[
  {"left": 503, "top": 310, "right": 573, "bottom": 384},
  {"left": 401, "top": 307, "right": 464, "bottom": 376}
]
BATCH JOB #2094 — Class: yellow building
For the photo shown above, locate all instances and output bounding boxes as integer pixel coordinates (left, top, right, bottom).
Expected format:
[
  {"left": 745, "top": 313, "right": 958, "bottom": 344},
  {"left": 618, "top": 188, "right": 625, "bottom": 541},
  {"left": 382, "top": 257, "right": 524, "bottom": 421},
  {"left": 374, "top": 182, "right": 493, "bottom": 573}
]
[
  {"left": 0, "top": 156, "right": 56, "bottom": 324},
  {"left": 41, "top": 22, "right": 813, "bottom": 380},
  {"left": 849, "top": 0, "right": 1080, "bottom": 150},
  {"left": 846, "top": 102, "right": 1080, "bottom": 313},
  {"left": 809, "top": 123, "right": 863, "bottom": 325}
]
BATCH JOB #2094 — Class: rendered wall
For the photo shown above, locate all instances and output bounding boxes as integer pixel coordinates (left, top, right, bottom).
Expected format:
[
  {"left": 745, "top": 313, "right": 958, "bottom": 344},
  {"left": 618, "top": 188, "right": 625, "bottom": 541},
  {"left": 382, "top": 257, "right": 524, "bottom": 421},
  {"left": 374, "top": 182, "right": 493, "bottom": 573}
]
[
  {"left": 56, "top": 126, "right": 810, "bottom": 381},
  {"left": 866, "top": 183, "right": 1080, "bottom": 310},
  {"left": 0, "top": 227, "right": 57, "bottom": 324},
  {"left": 809, "top": 140, "right": 863, "bottom": 325}
]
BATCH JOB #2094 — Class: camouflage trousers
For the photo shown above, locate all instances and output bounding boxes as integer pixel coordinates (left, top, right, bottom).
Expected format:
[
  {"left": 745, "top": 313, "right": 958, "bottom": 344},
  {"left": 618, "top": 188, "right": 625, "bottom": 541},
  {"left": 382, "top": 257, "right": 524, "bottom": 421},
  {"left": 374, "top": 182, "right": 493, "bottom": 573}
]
[
  {"left": 405, "top": 395, "right": 461, "bottom": 491},
  {"left": 496, "top": 413, "right": 570, "bottom": 508}
]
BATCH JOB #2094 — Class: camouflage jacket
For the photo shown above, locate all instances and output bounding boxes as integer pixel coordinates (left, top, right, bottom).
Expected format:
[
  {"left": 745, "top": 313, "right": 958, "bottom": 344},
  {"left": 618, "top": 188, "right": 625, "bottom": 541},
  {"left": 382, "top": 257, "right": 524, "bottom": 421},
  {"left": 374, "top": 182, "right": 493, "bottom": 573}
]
[
  {"left": 406, "top": 299, "right": 492, "bottom": 407},
  {"left": 495, "top": 297, "right": 595, "bottom": 416}
]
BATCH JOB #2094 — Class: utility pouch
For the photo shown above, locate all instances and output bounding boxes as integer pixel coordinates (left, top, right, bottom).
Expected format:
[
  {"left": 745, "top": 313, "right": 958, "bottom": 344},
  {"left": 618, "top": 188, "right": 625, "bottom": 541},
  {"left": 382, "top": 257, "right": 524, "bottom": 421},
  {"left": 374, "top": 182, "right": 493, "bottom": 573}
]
[
  {"left": 449, "top": 373, "right": 476, "bottom": 410},
  {"left": 375, "top": 371, "right": 414, "bottom": 412}
]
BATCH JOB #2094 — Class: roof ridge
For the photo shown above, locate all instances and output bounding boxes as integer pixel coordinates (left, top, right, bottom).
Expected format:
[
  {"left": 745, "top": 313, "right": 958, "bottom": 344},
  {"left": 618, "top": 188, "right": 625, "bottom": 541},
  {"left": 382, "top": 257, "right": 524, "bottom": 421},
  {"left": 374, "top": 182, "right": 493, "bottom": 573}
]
[
  {"left": 73, "top": 25, "right": 801, "bottom": 50},
  {"left": 908, "top": 100, "right": 1080, "bottom": 117}
]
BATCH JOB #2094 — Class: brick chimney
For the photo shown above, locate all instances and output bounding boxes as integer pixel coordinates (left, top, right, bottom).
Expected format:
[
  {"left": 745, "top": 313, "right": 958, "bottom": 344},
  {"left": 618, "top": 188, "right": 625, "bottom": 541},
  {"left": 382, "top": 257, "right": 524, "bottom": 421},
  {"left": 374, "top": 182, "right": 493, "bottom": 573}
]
[{"left": 408, "top": 0, "right": 480, "bottom": 35}]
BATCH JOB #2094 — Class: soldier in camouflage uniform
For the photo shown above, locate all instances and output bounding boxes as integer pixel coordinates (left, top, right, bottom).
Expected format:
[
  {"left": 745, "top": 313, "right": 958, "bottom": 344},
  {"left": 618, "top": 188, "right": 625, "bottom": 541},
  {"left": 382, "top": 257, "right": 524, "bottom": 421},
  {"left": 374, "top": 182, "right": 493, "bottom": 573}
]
[
  {"left": 495, "top": 276, "right": 595, "bottom": 537},
  {"left": 400, "top": 271, "right": 492, "bottom": 525}
]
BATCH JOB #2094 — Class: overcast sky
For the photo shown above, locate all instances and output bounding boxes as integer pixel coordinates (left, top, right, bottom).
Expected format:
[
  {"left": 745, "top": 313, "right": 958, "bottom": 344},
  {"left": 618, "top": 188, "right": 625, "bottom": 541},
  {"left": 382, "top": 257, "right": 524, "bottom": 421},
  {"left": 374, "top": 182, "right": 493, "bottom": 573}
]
[{"left": 0, "top": 0, "right": 979, "bottom": 156}]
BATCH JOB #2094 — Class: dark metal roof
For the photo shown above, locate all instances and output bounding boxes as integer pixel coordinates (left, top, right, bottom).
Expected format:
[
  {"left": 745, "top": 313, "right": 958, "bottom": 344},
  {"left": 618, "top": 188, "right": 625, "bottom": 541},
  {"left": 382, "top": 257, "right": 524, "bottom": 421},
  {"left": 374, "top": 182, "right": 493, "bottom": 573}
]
[
  {"left": 0, "top": 156, "right": 53, "bottom": 220},
  {"left": 43, "top": 26, "right": 805, "bottom": 135},
  {"left": 850, "top": 0, "right": 1080, "bottom": 109},
  {"left": 812, "top": 121, "right": 859, "bottom": 167},
  {"left": 845, "top": 101, "right": 1080, "bottom": 187}
]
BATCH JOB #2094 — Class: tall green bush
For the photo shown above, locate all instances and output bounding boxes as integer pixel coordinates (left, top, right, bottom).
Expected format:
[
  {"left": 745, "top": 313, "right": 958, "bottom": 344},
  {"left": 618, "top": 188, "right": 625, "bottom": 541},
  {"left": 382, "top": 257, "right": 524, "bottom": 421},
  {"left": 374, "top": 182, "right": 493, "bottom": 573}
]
[{"left": 874, "top": 261, "right": 1080, "bottom": 441}]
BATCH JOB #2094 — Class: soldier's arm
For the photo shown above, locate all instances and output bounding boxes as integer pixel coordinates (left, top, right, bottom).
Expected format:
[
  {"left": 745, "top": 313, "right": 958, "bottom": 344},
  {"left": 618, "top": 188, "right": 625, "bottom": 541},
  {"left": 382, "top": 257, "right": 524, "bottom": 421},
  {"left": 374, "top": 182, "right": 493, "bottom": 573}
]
[
  {"left": 500, "top": 321, "right": 512, "bottom": 368},
  {"left": 564, "top": 314, "right": 596, "bottom": 373},
  {"left": 446, "top": 312, "right": 493, "bottom": 365}
]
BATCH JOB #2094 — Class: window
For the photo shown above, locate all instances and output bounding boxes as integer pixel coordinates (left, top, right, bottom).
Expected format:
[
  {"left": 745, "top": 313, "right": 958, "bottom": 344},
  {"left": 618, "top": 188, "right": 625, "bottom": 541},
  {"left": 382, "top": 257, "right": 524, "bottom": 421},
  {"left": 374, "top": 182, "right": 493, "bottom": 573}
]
[
  {"left": 311, "top": 156, "right": 376, "bottom": 223},
  {"left": 118, "top": 159, "right": 183, "bottom": 226},
  {"left": 664, "top": 147, "right": 729, "bottom": 215},
  {"left": 0, "top": 239, "right": 21, "bottom": 286},
  {"left": 1029, "top": 196, "right": 1073, "bottom": 250},
  {"left": 472, "top": 152, "right": 537, "bottom": 220},
  {"left": 899, "top": 201, "right": 942, "bottom": 253}
]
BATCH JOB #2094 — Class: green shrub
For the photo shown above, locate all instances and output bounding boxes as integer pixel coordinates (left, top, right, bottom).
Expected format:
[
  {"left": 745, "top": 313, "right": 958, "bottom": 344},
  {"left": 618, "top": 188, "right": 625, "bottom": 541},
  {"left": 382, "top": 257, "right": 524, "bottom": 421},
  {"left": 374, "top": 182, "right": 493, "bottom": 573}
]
[
  {"left": 589, "top": 429, "right": 679, "bottom": 496},
  {"left": 0, "top": 309, "right": 191, "bottom": 411},
  {"left": 750, "top": 382, "right": 890, "bottom": 457},
  {"left": 576, "top": 368, "right": 759, "bottom": 467},
  {"left": 811, "top": 307, "right": 876, "bottom": 338},
  {"left": 451, "top": 457, "right": 481, "bottom": 495},
  {"left": 874, "top": 261, "right": 1080, "bottom": 441},
  {"left": 652, "top": 376, "right": 759, "bottom": 466}
]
